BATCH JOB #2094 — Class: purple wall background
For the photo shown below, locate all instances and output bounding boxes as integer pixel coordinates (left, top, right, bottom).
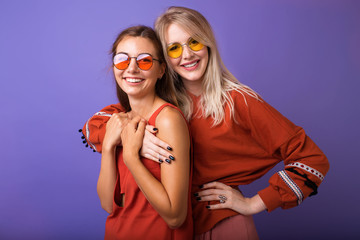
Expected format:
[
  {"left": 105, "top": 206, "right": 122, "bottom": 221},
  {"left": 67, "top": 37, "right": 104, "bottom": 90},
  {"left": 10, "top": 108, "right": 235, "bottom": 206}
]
[{"left": 1, "top": 0, "right": 359, "bottom": 239}]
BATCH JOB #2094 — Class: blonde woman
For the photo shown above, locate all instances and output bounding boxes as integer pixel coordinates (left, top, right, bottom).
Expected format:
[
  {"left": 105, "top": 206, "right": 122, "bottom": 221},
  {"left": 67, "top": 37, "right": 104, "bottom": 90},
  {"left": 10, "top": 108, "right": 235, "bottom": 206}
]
[{"left": 81, "top": 7, "right": 329, "bottom": 240}]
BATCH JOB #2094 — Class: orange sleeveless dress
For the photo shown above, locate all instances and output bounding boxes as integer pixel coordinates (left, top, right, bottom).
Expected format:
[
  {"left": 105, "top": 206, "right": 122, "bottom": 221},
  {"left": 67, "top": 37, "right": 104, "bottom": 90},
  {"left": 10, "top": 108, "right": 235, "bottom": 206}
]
[{"left": 104, "top": 103, "right": 193, "bottom": 240}]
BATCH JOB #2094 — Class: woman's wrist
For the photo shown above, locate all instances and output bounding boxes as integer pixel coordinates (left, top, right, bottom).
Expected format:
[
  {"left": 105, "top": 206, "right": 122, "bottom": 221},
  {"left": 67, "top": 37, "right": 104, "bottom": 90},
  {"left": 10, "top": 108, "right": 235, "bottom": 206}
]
[
  {"left": 122, "top": 150, "right": 141, "bottom": 168},
  {"left": 249, "top": 194, "right": 267, "bottom": 214},
  {"left": 123, "top": 150, "right": 139, "bottom": 160},
  {"left": 102, "top": 141, "right": 117, "bottom": 154}
]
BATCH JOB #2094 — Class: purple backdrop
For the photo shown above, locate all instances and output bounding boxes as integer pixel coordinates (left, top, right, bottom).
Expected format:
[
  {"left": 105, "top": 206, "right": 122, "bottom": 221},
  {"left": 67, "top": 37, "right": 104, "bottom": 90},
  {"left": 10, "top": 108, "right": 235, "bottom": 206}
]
[{"left": 1, "top": 0, "right": 359, "bottom": 239}]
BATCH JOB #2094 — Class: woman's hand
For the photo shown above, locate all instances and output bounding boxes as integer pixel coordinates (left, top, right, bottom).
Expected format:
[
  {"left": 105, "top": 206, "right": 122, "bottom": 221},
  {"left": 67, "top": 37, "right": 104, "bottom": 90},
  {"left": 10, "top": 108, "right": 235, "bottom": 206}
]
[
  {"left": 102, "top": 112, "right": 130, "bottom": 152},
  {"left": 140, "top": 125, "right": 175, "bottom": 164},
  {"left": 196, "top": 181, "right": 267, "bottom": 215},
  {"left": 103, "top": 112, "right": 173, "bottom": 163},
  {"left": 121, "top": 116, "right": 147, "bottom": 165}
]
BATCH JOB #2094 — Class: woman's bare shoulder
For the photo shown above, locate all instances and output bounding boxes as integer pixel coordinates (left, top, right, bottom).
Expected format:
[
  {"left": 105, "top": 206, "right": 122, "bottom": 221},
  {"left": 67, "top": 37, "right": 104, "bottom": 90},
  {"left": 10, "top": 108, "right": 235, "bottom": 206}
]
[{"left": 155, "top": 106, "right": 187, "bottom": 129}]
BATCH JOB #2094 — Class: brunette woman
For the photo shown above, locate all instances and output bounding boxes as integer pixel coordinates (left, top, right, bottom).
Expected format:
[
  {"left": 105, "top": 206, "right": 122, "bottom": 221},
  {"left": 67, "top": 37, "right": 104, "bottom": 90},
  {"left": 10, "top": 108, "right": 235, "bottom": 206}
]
[{"left": 94, "top": 25, "right": 192, "bottom": 239}]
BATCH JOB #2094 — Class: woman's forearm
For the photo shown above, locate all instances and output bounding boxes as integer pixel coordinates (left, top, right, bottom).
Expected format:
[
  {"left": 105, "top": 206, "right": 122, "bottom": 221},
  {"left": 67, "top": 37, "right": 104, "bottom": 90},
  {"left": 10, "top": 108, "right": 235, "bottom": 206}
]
[{"left": 97, "top": 146, "right": 117, "bottom": 214}]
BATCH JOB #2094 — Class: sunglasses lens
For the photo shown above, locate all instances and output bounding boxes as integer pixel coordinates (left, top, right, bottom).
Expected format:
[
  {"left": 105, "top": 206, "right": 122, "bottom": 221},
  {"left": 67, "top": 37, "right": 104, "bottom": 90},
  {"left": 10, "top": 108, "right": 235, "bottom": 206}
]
[
  {"left": 137, "top": 54, "right": 153, "bottom": 70},
  {"left": 113, "top": 53, "right": 129, "bottom": 70},
  {"left": 167, "top": 43, "right": 182, "bottom": 58},
  {"left": 188, "top": 38, "right": 204, "bottom": 51}
]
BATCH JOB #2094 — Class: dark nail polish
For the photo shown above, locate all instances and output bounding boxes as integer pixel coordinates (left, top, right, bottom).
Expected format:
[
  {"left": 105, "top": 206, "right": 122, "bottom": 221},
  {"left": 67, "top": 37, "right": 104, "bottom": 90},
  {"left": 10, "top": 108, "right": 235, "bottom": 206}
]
[
  {"left": 81, "top": 136, "right": 85, "bottom": 139},
  {"left": 165, "top": 159, "right": 171, "bottom": 164},
  {"left": 193, "top": 193, "right": 199, "bottom": 197},
  {"left": 78, "top": 129, "right": 82, "bottom": 132},
  {"left": 206, "top": 205, "right": 210, "bottom": 209},
  {"left": 199, "top": 184, "right": 204, "bottom": 189},
  {"left": 159, "top": 159, "right": 163, "bottom": 163},
  {"left": 167, "top": 146, "right": 173, "bottom": 151},
  {"left": 196, "top": 197, "right": 201, "bottom": 201},
  {"left": 83, "top": 140, "right": 86, "bottom": 143},
  {"left": 169, "top": 155, "right": 175, "bottom": 160},
  {"left": 153, "top": 128, "right": 158, "bottom": 131}
]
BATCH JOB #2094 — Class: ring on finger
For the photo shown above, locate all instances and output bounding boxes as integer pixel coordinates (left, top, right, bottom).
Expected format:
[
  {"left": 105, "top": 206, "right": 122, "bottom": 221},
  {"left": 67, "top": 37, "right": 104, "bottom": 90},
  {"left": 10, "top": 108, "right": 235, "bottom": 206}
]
[{"left": 219, "top": 195, "right": 227, "bottom": 204}]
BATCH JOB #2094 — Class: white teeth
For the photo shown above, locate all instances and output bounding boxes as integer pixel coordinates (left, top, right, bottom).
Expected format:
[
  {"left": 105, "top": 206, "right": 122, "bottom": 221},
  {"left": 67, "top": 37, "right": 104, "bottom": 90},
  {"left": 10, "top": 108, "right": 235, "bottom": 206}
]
[
  {"left": 183, "top": 61, "right": 197, "bottom": 68},
  {"left": 126, "top": 78, "right": 143, "bottom": 83}
]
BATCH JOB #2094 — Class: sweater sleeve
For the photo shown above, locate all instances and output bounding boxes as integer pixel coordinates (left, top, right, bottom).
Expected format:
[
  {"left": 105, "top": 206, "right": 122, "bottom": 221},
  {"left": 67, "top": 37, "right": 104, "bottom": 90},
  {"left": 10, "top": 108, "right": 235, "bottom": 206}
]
[
  {"left": 235, "top": 92, "right": 330, "bottom": 212},
  {"left": 79, "top": 103, "right": 123, "bottom": 153}
]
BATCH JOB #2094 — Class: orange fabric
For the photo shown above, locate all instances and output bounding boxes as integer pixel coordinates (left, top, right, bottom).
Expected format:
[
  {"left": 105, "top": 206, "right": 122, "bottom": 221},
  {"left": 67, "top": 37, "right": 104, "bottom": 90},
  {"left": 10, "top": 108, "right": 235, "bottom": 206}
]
[
  {"left": 188, "top": 91, "right": 329, "bottom": 233},
  {"left": 82, "top": 104, "right": 124, "bottom": 153},
  {"left": 194, "top": 214, "right": 259, "bottom": 240},
  {"left": 104, "top": 103, "right": 193, "bottom": 240},
  {"left": 82, "top": 90, "right": 329, "bottom": 235}
]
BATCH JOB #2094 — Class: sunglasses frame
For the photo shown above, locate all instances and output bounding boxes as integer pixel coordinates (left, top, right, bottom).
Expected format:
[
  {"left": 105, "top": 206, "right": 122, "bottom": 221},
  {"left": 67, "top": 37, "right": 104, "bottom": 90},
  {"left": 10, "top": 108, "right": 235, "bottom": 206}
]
[
  {"left": 113, "top": 52, "right": 161, "bottom": 71},
  {"left": 167, "top": 37, "right": 205, "bottom": 59}
]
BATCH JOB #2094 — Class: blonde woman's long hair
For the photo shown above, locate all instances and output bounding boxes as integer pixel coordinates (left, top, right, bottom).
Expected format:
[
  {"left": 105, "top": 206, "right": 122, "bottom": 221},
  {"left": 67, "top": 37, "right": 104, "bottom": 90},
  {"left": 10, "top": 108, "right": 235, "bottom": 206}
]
[{"left": 155, "top": 6, "right": 259, "bottom": 126}]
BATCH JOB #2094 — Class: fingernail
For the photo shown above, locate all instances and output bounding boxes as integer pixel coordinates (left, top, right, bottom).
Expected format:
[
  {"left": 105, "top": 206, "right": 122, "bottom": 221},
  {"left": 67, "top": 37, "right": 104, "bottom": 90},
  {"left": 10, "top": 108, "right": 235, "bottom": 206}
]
[
  {"left": 165, "top": 159, "right": 171, "bottom": 164},
  {"left": 169, "top": 155, "right": 175, "bottom": 160},
  {"left": 206, "top": 205, "right": 210, "bottom": 209},
  {"left": 199, "top": 184, "right": 204, "bottom": 189},
  {"left": 193, "top": 193, "right": 199, "bottom": 197},
  {"left": 159, "top": 159, "right": 163, "bottom": 163},
  {"left": 153, "top": 128, "right": 158, "bottom": 131},
  {"left": 196, "top": 197, "right": 201, "bottom": 201},
  {"left": 167, "top": 146, "right": 173, "bottom": 151}
]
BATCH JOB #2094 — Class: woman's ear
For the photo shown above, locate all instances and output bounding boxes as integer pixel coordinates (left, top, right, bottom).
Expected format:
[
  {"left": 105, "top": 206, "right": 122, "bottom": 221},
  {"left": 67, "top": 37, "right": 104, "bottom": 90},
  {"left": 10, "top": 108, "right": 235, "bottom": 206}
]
[{"left": 159, "top": 62, "right": 166, "bottom": 79}]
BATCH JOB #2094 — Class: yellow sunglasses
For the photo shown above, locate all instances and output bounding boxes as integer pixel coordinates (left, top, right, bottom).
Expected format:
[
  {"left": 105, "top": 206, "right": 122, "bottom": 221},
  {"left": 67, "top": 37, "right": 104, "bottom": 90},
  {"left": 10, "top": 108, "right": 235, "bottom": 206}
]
[{"left": 167, "top": 37, "right": 205, "bottom": 59}]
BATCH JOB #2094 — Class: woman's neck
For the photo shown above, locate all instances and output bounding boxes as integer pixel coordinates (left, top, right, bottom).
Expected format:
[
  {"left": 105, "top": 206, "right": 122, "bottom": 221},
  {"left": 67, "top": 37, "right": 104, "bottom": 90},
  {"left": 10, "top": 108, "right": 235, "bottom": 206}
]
[
  {"left": 182, "top": 79, "right": 202, "bottom": 96},
  {"left": 128, "top": 94, "right": 164, "bottom": 120}
]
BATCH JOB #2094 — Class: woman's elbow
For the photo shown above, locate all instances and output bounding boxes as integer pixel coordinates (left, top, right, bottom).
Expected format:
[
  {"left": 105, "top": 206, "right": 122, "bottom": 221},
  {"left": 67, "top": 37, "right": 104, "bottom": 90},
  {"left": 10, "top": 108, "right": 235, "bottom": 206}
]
[
  {"left": 98, "top": 196, "right": 113, "bottom": 214},
  {"left": 97, "top": 190, "right": 113, "bottom": 214},
  {"left": 166, "top": 213, "right": 187, "bottom": 229},
  {"left": 101, "top": 203, "right": 113, "bottom": 214}
]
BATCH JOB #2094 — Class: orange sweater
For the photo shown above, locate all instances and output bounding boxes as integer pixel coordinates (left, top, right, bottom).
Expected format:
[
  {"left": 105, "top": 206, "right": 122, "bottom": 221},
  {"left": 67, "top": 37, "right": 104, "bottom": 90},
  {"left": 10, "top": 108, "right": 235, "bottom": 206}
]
[{"left": 81, "top": 90, "right": 329, "bottom": 234}]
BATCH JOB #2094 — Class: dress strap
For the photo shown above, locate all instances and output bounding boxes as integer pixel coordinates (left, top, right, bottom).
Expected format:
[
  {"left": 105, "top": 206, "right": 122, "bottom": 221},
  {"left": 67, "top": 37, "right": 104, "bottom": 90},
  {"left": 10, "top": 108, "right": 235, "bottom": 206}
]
[{"left": 148, "top": 103, "right": 183, "bottom": 126}]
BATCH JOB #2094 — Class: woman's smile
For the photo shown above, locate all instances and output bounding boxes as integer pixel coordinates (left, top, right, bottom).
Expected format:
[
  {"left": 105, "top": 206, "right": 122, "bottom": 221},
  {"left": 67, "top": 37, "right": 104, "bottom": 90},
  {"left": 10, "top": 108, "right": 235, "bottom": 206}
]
[
  {"left": 123, "top": 77, "right": 145, "bottom": 84},
  {"left": 181, "top": 60, "right": 200, "bottom": 70}
]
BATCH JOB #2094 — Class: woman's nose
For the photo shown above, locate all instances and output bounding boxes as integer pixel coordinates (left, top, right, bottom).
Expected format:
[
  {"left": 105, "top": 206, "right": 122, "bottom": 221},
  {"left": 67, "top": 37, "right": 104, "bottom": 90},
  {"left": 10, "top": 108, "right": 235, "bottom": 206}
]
[
  {"left": 126, "top": 58, "right": 140, "bottom": 73},
  {"left": 182, "top": 45, "right": 194, "bottom": 59}
]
